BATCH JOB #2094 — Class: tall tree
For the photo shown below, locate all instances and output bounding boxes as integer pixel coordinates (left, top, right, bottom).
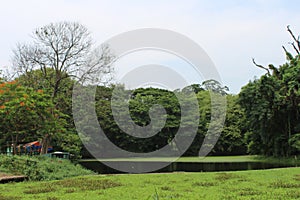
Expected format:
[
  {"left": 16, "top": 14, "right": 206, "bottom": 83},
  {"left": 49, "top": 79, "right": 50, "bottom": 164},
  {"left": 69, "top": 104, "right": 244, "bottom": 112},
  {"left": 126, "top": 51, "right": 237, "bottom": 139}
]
[
  {"left": 11, "top": 22, "right": 114, "bottom": 158},
  {"left": 12, "top": 21, "right": 113, "bottom": 99},
  {"left": 239, "top": 26, "right": 300, "bottom": 157}
]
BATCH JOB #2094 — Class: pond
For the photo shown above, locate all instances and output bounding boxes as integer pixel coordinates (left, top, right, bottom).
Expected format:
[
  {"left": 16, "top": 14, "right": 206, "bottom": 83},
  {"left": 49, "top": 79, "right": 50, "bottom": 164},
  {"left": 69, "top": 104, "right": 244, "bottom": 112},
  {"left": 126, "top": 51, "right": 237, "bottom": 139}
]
[{"left": 79, "top": 159, "right": 298, "bottom": 174}]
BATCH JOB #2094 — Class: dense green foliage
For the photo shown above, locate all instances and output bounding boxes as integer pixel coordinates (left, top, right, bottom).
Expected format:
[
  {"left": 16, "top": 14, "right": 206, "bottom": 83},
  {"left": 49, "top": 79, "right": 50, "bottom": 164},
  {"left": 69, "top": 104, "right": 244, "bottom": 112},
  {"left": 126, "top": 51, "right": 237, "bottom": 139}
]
[
  {"left": 0, "top": 167, "right": 299, "bottom": 199},
  {"left": 0, "top": 75, "right": 248, "bottom": 158},
  {"left": 91, "top": 83, "right": 246, "bottom": 157},
  {"left": 1, "top": 70, "right": 248, "bottom": 158},
  {"left": 239, "top": 52, "right": 300, "bottom": 157},
  {"left": 0, "top": 81, "right": 66, "bottom": 155},
  {"left": 0, "top": 155, "right": 93, "bottom": 181},
  {"left": 14, "top": 69, "right": 82, "bottom": 159}
]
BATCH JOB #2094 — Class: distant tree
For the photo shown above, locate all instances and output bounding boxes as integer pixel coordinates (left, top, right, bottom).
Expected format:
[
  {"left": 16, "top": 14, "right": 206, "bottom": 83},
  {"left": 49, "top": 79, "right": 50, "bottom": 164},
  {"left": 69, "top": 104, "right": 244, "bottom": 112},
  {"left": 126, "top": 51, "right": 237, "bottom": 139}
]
[
  {"left": 95, "top": 86, "right": 181, "bottom": 154},
  {"left": 182, "top": 84, "right": 204, "bottom": 93},
  {"left": 202, "top": 79, "right": 229, "bottom": 95},
  {"left": 12, "top": 21, "right": 114, "bottom": 99},
  {"left": 213, "top": 95, "right": 247, "bottom": 155}
]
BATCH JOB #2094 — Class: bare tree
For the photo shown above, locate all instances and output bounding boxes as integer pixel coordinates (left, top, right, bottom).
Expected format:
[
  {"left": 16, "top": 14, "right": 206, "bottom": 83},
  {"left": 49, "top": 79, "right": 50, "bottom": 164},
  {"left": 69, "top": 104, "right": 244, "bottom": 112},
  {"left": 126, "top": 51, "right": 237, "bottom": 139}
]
[
  {"left": 12, "top": 21, "right": 114, "bottom": 98},
  {"left": 11, "top": 22, "right": 114, "bottom": 155},
  {"left": 287, "top": 25, "right": 300, "bottom": 55}
]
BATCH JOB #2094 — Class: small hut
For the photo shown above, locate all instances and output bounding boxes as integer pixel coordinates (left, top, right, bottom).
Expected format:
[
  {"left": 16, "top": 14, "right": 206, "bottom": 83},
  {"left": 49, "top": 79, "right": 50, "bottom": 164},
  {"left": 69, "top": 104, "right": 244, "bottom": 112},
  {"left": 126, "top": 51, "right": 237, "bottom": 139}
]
[{"left": 21, "top": 141, "right": 53, "bottom": 155}]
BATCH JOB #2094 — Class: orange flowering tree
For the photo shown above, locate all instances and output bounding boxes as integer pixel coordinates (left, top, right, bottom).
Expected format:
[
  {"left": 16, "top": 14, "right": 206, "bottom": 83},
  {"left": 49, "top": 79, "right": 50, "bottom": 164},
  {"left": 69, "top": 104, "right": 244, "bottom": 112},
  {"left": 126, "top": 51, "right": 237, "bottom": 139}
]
[{"left": 0, "top": 81, "right": 65, "bottom": 154}]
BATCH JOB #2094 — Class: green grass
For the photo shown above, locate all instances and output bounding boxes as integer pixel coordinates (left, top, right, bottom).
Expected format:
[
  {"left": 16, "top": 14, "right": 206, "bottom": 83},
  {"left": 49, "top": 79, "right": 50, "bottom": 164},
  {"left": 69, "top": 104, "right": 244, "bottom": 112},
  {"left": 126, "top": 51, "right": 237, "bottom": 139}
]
[{"left": 0, "top": 167, "right": 299, "bottom": 199}]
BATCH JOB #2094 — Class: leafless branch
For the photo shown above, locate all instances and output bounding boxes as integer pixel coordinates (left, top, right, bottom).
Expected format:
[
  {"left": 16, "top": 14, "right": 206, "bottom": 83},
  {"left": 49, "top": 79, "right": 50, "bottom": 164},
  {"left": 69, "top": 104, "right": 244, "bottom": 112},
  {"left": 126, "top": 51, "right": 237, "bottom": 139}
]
[
  {"left": 252, "top": 58, "right": 270, "bottom": 75},
  {"left": 289, "top": 42, "right": 300, "bottom": 55},
  {"left": 12, "top": 21, "right": 114, "bottom": 98},
  {"left": 287, "top": 25, "right": 300, "bottom": 54}
]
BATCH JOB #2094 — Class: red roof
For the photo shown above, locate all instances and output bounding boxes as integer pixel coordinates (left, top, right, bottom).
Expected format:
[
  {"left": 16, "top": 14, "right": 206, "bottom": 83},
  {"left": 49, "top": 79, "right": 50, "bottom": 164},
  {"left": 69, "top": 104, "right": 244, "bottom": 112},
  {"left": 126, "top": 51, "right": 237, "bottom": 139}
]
[{"left": 24, "top": 141, "right": 41, "bottom": 147}]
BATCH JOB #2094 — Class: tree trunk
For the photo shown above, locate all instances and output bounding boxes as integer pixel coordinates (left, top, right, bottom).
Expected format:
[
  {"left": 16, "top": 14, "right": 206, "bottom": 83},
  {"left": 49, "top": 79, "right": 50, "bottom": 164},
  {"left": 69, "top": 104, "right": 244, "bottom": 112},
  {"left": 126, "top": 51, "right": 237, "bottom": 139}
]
[
  {"left": 40, "top": 134, "right": 50, "bottom": 155},
  {"left": 11, "top": 135, "right": 18, "bottom": 155}
]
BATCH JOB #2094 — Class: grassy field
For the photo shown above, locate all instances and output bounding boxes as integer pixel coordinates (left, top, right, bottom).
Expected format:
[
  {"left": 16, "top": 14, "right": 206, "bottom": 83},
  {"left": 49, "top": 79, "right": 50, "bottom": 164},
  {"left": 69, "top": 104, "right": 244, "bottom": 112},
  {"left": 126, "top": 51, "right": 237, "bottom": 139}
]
[{"left": 0, "top": 167, "right": 300, "bottom": 200}]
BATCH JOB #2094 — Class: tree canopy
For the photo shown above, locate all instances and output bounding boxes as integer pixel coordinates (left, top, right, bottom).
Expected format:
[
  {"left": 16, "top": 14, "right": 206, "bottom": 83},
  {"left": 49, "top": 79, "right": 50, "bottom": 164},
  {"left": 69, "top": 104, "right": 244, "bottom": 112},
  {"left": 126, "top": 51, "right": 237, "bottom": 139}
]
[
  {"left": 0, "top": 81, "right": 65, "bottom": 154},
  {"left": 239, "top": 26, "right": 300, "bottom": 157}
]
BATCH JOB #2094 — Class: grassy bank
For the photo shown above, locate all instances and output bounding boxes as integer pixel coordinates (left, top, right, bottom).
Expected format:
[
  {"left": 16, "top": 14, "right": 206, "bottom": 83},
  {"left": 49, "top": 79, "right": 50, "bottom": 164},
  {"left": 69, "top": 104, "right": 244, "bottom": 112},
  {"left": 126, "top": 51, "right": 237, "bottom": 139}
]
[
  {"left": 0, "top": 167, "right": 299, "bottom": 199},
  {"left": 0, "top": 155, "right": 94, "bottom": 181}
]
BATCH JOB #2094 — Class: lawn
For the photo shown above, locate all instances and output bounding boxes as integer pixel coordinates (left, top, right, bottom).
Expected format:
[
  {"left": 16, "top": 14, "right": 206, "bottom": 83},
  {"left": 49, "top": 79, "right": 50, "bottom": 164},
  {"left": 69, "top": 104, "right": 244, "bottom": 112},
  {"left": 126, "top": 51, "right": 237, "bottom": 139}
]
[{"left": 1, "top": 167, "right": 300, "bottom": 200}]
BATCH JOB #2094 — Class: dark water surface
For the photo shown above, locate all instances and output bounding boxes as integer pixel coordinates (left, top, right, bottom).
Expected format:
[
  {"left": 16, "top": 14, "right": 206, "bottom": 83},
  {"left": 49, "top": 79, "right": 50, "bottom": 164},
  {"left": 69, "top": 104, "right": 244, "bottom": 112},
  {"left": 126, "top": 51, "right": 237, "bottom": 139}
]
[{"left": 79, "top": 160, "right": 297, "bottom": 174}]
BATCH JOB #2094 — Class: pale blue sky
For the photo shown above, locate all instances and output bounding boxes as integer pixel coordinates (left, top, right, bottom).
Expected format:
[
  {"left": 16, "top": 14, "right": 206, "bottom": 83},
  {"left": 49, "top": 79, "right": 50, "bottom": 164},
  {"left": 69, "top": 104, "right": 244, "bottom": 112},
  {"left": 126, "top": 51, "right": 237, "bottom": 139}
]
[{"left": 0, "top": 0, "right": 300, "bottom": 93}]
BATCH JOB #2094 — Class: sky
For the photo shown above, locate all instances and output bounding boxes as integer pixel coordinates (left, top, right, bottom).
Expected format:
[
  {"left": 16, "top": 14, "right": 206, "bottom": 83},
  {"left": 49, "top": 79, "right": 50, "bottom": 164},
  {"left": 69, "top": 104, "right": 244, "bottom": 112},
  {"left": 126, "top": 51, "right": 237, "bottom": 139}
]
[{"left": 0, "top": 0, "right": 300, "bottom": 93}]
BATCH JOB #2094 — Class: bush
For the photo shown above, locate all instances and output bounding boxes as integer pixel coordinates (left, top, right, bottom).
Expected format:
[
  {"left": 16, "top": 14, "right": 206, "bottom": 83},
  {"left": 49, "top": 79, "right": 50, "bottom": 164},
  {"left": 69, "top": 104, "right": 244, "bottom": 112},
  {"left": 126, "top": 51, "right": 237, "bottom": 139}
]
[{"left": 0, "top": 155, "right": 94, "bottom": 181}]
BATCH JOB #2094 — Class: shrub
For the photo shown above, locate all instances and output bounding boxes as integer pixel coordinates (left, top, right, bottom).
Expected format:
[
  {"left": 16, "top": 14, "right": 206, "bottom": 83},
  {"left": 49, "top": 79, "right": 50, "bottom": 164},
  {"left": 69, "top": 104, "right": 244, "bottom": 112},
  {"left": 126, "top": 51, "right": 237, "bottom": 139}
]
[{"left": 0, "top": 155, "right": 94, "bottom": 181}]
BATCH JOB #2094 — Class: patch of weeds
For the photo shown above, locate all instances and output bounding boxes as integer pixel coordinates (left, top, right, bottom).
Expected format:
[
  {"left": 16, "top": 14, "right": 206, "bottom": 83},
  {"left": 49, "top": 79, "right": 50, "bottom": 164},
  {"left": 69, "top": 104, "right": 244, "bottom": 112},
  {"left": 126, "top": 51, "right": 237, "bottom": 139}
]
[
  {"left": 192, "top": 181, "right": 218, "bottom": 187},
  {"left": 23, "top": 178, "right": 122, "bottom": 194},
  {"left": 215, "top": 173, "right": 241, "bottom": 181},
  {"left": 172, "top": 193, "right": 182, "bottom": 198},
  {"left": 285, "top": 190, "right": 300, "bottom": 199},
  {"left": 147, "top": 189, "right": 159, "bottom": 200},
  {"left": 54, "top": 178, "right": 122, "bottom": 191},
  {"left": 160, "top": 186, "right": 173, "bottom": 191},
  {"left": 0, "top": 195, "right": 20, "bottom": 200},
  {"left": 238, "top": 188, "right": 262, "bottom": 196},
  {"left": 46, "top": 197, "right": 59, "bottom": 200},
  {"left": 219, "top": 194, "right": 236, "bottom": 200},
  {"left": 256, "top": 182, "right": 265, "bottom": 187},
  {"left": 294, "top": 174, "right": 300, "bottom": 181},
  {"left": 64, "top": 188, "right": 76, "bottom": 193},
  {"left": 143, "top": 180, "right": 152, "bottom": 184},
  {"left": 23, "top": 185, "right": 57, "bottom": 194},
  {"left": 236, "top": 177, "right": 249, "bottom": 182},
  {"left": 270, "top": 180, "right": 300, "bottom": 188},
  {"left": 184, "top": 188, "right": 193, "bottom": 192},
  {"left": 165, "top": 193, "right": 182, "bottom": 199}
]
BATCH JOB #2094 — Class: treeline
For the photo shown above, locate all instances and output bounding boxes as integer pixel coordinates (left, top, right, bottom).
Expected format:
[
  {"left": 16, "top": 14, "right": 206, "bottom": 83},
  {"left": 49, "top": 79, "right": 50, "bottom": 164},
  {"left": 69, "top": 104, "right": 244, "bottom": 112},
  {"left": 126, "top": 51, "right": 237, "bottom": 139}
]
[
  {"left": 239, "top": 56, "right": 300, "bottom": 156},
  {"left": 238, "top": 26, "right": 300, "bottom": 157},
  {"left": 0, "top": 75, "right": 247, "bottom": 158},
  {"left": 0, "top": 22, "right": 299, "bottom": 158}
]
